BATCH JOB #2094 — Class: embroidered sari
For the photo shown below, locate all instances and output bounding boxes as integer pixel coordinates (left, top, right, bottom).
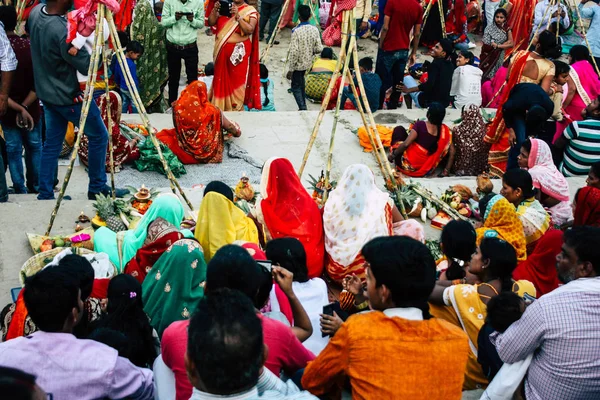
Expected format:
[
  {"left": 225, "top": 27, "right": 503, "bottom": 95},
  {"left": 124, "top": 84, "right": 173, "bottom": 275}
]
[
  {"left": 513, "top": 229, "right": 561, "bottom": 296},
  {"left": 504, "top": 0, "right": 535, "bottom": 58},
  {"left": 210, "top": 2, "right": 261, "bottom": 111},
  {"left": 256, "top": 157, "right": 325, "bottom": 278},
  {"left": 157, "top": 81, "right": 225, "bottom": 164},
  {"left": 395, "top": 123, "right": 452, "bottom": 177},
  {"left": 515, "top": 197, "right": 551, "bottom": 250},
  {"left": 194, "top": 191, "right": 259, "bottom": 263},
  {"left": 527, "top": 138, "right": 573, "bottom": 225},
  {"left": 142, "top": 239, "right": 206, "bottom": 337},
  {"left": 573, "top": 186, "right": 600, "bottom": 227},
  {"left": 452, "top": 105, "right": 489, "bottom": 176},
  {"left": 479, "top": 23, "right": 509, "bottom": 80},
  {"left": 476, "top": 195, "right": 527, "bottom": 261}
]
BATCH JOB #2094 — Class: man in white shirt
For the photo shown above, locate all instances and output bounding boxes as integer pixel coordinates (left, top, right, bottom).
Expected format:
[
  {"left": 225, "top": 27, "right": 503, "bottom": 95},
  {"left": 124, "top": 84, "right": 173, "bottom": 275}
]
[{"left": 532, "top": 0, "right": 570, "bottom": 36}]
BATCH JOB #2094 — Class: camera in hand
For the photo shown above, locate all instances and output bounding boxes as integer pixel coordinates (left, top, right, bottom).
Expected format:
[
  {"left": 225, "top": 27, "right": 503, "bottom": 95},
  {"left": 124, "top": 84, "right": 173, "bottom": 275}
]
[{"left": 219, "top": 0, "right": 232, "bottom": 17}]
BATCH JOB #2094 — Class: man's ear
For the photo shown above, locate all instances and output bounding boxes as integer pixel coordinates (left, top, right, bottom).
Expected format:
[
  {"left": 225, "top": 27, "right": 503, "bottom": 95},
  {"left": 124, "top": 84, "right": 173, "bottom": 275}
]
[{"left": 579, "top": 260, "right": 597, "bottom": 278}]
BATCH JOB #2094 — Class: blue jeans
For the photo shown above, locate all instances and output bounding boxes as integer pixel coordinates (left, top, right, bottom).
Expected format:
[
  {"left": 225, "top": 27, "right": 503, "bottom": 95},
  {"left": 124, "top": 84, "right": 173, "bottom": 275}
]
[
  {"left": 507, "top": 116, "right": 527, "bottom": 170},
  {"left": 403, "top": 75, "right": 422, "bottom": 108},
  {"left": 0, "top": 145, "right": 7, "bottom": 202},
  {"left": 375, "top": 49, "right": 408, "bottom": 109},
  {"left": 448, "top": 33, "right": 470, "bottom": 51},
  {"left": 4, "top": 123, "right": 42, "bottom": 193},
  {"left": 121, "top": 90, "right": 138, "bottom": 113},
  {"left": 39, "top": 102, "right": 108, "bottom": 200}
]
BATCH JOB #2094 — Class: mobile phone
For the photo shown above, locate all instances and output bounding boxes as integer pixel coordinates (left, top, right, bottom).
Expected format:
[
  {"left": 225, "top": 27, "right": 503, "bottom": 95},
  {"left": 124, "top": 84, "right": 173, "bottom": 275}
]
[
  {"left": 257, "top": 260, "right": 273, "bottom": 272},
  {"left": 183, "top": 12, "right": 193, "bottom": 16},
  {"left": 322, "top": 302, "right": 342, "bottom": 337},
  {"left": 219, "top": 0, "right": 231, "bottom": 17}
]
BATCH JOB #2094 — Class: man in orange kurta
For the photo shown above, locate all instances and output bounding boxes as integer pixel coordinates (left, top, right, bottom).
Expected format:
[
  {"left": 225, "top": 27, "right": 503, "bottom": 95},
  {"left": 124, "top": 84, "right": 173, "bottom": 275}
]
[{"left": 302, "top": 236, "right": 470, "bottom": 399}]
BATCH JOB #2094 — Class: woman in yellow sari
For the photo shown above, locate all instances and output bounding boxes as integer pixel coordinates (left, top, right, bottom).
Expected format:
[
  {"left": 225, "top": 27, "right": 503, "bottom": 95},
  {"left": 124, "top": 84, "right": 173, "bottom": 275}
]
[
  {"left": 476, "top": 194, "right": 527, "bottom": 261},
  {"left": 195, "top": 181, "right": 259, "bottom": 262},
  {"left": 430, "top": 237, "right": 536, "bottom": 390},
  {"left": 207, "top": 0, "right": 261, "bottom": 111}
]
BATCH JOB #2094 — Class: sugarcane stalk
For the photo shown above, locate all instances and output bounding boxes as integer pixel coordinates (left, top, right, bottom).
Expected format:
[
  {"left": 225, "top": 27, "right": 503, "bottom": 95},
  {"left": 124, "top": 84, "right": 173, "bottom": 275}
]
[
  {"left": 99, "top": 6, "right": 116, "bottom": 200},
  {"left": 410, "top": 185, "right": 468, "bottom": 221},
  {"left": 568, "top": 0, "right": 600, "bottom": 76},
  {"left": 105, "top": 11, "right": 195, "bottom": 212},
  {"left": 555, "top": 0, "right": 560, "bottom": 39},
  {"left": 485, "top": 81, "right": 505, "bottom": 107},
  {"left": 420, "top": 0, "right": 435, "bottom": 36},
  {"left": 15, "top": 0, "right": 26, "bottom": 32},
  {"left": 438, "top": 0, "right": 447, "bottom": 39},
  {"left": 298, "top": 11, "right": 351, "bottom": 178},
  {"left": 260, "top": 0, "right": 292, "bottom": 62},
  {"left": 530, "top": 0, "right": 554, "bottom": 46},
  {"left": 46, "top": 12, "right": 104, "bottom": 236}
]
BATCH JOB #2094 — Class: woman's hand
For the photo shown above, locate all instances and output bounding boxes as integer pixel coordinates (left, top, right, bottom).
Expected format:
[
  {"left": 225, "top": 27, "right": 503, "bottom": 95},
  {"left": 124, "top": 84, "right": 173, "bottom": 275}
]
[
  {"left": 508, "top": 128, "right": 517, "bottom": 147},
  {"left": 212, "top": 1, "right": 221, "bottom": 14},
  {"left": 272, "top": 266, "right": 294, "bottom": 297},
  {"left": 320, "top": 312, "right": 343, "bottom": 336},
  {"left": 492, "top": 42, "right": 498, "bottom": 49},
  {"left": 342, "top": 274, "right": 362, "bottom": 296},
  {"left": 231, "top": 3, "right": 240, "bottom": 20}
]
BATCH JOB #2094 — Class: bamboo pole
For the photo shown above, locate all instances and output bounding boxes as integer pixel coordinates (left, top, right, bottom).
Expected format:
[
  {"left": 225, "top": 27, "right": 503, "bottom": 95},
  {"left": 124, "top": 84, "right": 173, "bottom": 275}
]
[
  {"left": 105, "top": 11, "right": 195, "bottom": 211},
  {"left": 411, "top": 185, "right": 468, "bottom": 221},
  {"left": 438, "top": 0, "right": 447, "bottom": 39},
  {"left": 260, "top": 0, "right": 293, "bottom": 62},
  {"left": 298, "top": 11, "right": 351, "bottom": 178},
  {"left": 420, "top": 0, "right": 435, "bottom": 36},
  {"left": 530, "top": 0, "right": 555, "bottom": 45},
  {"left": 99, "top": 7, "right": 116, "bottom": 199},
  {"left": 568, "top": 0, "right": 600, "bottom": 76},
  {"left": 46, "top": 12, "right": 104, "bottom": 236}
]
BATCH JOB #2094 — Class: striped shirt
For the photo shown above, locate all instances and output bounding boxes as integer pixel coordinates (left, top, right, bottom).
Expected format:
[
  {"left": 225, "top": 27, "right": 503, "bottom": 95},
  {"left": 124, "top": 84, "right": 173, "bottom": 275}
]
[{"left": 560, "top": 118, "right": 600, "bottom": 176}]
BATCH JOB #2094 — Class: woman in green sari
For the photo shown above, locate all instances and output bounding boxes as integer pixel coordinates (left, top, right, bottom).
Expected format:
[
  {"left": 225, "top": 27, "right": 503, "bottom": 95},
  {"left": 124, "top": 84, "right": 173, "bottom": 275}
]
[
  {"left": 142, "top": 238, "right": 207, "bottom": 337},
  {"left": 131, "top": 0, "right": 169, "bottom": 112}
]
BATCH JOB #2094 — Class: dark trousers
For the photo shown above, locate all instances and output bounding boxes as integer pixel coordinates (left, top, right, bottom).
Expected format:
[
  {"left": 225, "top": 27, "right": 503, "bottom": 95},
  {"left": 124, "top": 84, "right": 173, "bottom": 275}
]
[
  {"left": 507, "top": 116, "right": 527, "bottom": 170},
  {"left": 166, "top": 42, "right": 199, "bottom": 105},
  {"left": 291, "top": 70, "right": 307, "bottom": 110},
  {"left": 260, "top": 2, "right": 282, "bottom": 41},
  {"left": 375, "top": 49, "right": 408, "bottom": 109}
]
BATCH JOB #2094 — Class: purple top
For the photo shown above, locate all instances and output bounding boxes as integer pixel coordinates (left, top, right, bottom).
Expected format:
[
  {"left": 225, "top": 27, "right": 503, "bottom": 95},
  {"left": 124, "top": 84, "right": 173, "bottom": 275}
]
[{"left": 0, "top": 331, "right": 154, "bottom": 399}]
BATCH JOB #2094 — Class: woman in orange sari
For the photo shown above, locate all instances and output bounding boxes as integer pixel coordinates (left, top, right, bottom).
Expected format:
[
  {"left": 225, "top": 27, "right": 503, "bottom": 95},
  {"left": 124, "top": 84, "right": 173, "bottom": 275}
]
[
  {"left": 485, "top": 30, "right": 559, "bottom": 177},
  {"left": 157, "top": 81, "right": 241, "bottom": 164},
  {"left": 388, "top": 102, "right": 452, "bottom": 177},
  {"left": 207, "top": 0, "right": 261, "bottom": 111}
]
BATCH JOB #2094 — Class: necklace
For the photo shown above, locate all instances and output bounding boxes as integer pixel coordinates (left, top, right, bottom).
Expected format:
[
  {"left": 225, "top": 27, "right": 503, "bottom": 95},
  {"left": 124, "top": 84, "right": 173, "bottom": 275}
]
[{"left": 532, "top": 51, "right": 542, "bottom": 57}]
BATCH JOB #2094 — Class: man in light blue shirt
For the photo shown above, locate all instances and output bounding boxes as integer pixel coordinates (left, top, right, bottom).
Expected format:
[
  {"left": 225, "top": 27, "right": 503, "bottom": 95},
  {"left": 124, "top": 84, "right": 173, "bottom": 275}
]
[{"left": 579, "top": 0, "right": 600, "bottom": 68}]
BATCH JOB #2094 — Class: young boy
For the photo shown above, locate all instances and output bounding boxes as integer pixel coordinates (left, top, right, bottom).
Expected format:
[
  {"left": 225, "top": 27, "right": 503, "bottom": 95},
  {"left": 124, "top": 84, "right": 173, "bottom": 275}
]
[
  {"left": 113, "top": 41, "right": 144, "bottom": 113},
  {"left": 341, "top": 57, "right": 382, "bottom": 112},
  {"left": 539, "top": 60, "right": 570, "bottom": 144},
  {"left": 287, "top": 5, "right": 323, "bottom": 110}
]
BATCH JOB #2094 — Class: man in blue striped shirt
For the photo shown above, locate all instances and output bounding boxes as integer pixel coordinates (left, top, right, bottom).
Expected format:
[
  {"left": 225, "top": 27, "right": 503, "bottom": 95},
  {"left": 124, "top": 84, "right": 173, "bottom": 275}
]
[{"left": 555, "top": 95, "right": 600, "bottom": 176}]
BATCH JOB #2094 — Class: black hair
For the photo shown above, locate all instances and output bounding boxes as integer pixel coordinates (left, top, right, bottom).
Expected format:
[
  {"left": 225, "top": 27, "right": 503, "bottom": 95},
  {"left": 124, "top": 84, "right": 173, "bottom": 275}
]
[
  {"left": 522, "top": 137, "right": 532, "bottom": 154},
  {"left": 206, "top": 245, "right": 263, "bottom": 308},
  {"left": 117, "top": 31, "right": 130, "bottom": 47},
  {"left": 358, "top": 57, "right": 373, "bottom": 71},
  {"left": 564, "top": 227, "right": 600, "bottom": 275},
  {"left": 426, "top": 102, "right": 446, "bottom": 155},
  {"left": 485, "top": 291, "right": 524, "bottom": 332},
  {"left": 553, "top": 60, "right": 570, "bottom": 76},
  {"left": 362, "top": 236, "right": 436, "bottom": 319},
  {"left": 259, "top": 63, "right": 270, "bottom": 107},
  {"left": 569, "top": 45, "right": 590, "bottom": 63},
  {"left": 321, "top": 47, "right": 333, "bottom": 59},
  {"left": 187, "top": 289, "right": 263, "bottom": 395},
  {"left": 204, "top": 62, "right": 214, "bottom": 76},
  {"left": 502, "top": 169, "right": 535, "bottom": 199},
  {"left": 59, "top": 254, "right": 95, "bottom": 301},
  {"left": 526, "top": 104, "right": 550, "bottom": 133},
  {"left": 536, "top": 30, "right": 562, "bottom": 59},
  {"left": 154, "top": 1, "right": 163, "bottom": 12},
  {"left": 493, "top": 7, "right": 508, "bottom": 19},
  {"left": 204, "top": 181, "right": 234, "bottom": 202},
  {"left": 590, "top": 161, "right": 600, "bottom": 178},
  {"left": 479, "top": 193, "right": 497, "bottom": 217},
  {"left": 93, "top": 274, "right": 157, "bottom": 368},
  {"left": 88, "top": 327, "right": 132, "bottom": 360},
  {"left": 441, "top": 220, "right": 477, "bottom": 280},
  {"left": 126, "top": 41, "right": 144, "bottom": 55},
  {"left": 23, "top": 266, "right": 80, "bottom": 332},
  {"left": 460, "top": 50, "right": 475, "bottom": 66},
  {"left": 0, "top": 6, "right": 17, "bottom": 32},
  {"left": 479, "top": 237, "right": 518, "bottom": 292},
  {"left": 254, "top": 265, "right": 274, "bottom": 309},
  {"left": 265, "top": 238, "right": 309, "bottom": 283},
  {"left": 438, "top": 38, "right": 454, "bottom": 57},
  {"left": 0, "top": 366, "right": 38, "bottom": 400},
  {"left": 298, "top": 5, "right": 311, "bottom": 22}
]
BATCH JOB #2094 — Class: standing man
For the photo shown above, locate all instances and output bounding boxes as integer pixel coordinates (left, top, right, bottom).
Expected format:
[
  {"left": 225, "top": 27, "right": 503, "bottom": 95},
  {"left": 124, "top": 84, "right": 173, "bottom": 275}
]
[
  {"left": 259, "top": 0, "right": 283, "bottom": 44},
  {"left": 0, "top": 13, "right": 16, "bottom": 203},
  {"left": 28, "top": 0, "right": 125, "bottom": 201},
  {"left": 161, "top": 0, "right": 204, "bottom": 106},
  {"left": 376, "top": 0, "right": 422, "bottom": 109},
  {"left": 493, "top": 227, "right": 600, "bottom": 400}
]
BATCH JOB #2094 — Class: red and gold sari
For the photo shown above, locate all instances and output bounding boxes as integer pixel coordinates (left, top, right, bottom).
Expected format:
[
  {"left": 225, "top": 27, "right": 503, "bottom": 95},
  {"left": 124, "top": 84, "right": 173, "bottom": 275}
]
[
  {"left": 504, "top": 0, "right": 535, "bottom": 59},
  {"left": 484, "top": 50, "right": 529, "bottom": 177},
  {"left": 209, "top": 2, "right": 261, "bottom": 111},
  {"left": 395, "top": 124, "right": 452, "bottom": 177}
]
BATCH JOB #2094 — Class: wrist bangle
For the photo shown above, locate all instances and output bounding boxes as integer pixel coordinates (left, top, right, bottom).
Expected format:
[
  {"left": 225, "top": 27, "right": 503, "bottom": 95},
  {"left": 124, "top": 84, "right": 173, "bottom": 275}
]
[
  {"left": 21, "top": 104, "right": 28, "bottom": 110},
  {"left": 355, "top": 300, "right": 369, "bottom": 311}
]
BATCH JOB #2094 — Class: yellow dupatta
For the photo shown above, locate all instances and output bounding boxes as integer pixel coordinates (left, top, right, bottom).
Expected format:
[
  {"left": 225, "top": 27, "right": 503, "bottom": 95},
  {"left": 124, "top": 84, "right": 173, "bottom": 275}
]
[{"left": 194, "top": 191, "right": 259, "bottom": 262}]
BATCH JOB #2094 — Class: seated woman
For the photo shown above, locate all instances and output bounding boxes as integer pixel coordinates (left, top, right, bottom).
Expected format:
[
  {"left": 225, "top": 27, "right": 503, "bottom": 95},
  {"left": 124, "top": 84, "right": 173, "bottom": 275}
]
[
  {"left": 430, "top": 237, "right": 536, "bottom": 390},
  {"left": 388, "top": 102, "right": 452, "bottom": 177},
  {"left": 142, "top": 238, "right": 207, "bottom": 337},
  {"left": 247, "top": 64, "right": 276, "bottom": 112},
  {"left": 445, "top": 104, "right": 489, "bottom": 176},
  {"left": 256, "top": 157, "right": 325, "bottom": 278},
  {"left": 195, "top": 181, "right": 259, "bottom": 263},
  {"left": 94, "top": 194, "right": 192, "bottom": 271},
  {"left": 79, "top": 91, "right": 140, "bottom": 172},
  {"left": 156, "top": 81, "right": 241, "bottom": 164},
  {"left": 450, "top": 51, "right": 482, "bottom": 110},
  {"left": 437, "top": 220, "right": 479, "bottom": 283},
  {"left": 554, "top": 45, "right": 600, "bottom": 142},
  {"left": 266, "top": 238, "right": 330, "bottom": 355},
  {"left": 519, "top": 138, "right": 573, "bottom": 225},
  {"left": 477, "top": 194, "right": 527, "bottom": 261},
  {"left": 90, "top": 274, "right": 158, "bottom": 368},
  {"left": 481, "top": 63, "right": 508, "bottom": 107},
  {"left": 323, "top": 164, "right": 424, "bottom": 282},
  {"left": 305, "top": 47, "right": 337, "bottom": 101},
  {"left": 500, "top": 168, "right": 551, "bottom": 253},
  {"left": 479, "top": 8, "right": 514, "bottom": 81},
  {"left": 512, "top": 230, "right": 562, "bottom": 296},
  {"left": 573, "top": 186, "right": 600, "bottom": 227}
]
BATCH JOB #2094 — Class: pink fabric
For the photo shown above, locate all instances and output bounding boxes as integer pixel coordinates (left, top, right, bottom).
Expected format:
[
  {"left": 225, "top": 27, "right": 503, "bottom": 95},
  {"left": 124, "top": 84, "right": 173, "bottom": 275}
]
[
  {"left": 483, "top": 66, "right": 508, "bottom": 108},
  {"left": 527, "top": 139, "right": 570, "bottom": 202},
  {"left": 161, "top": 320, "right": 192, "bottom": 400},
  {"left": 66, "top": 0, "right": 120, "bottom": 43}
]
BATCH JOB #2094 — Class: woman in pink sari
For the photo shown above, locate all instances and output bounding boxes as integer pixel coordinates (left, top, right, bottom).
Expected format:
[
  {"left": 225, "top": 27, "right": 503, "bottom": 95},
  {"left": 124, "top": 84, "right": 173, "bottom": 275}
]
[
  {"left": 207, "top": 0, "right": 262, "bottom": 111},
  {"left": 481, "top": 64, "right": 508, "bottom": 107},
  {"left": 554, "top": 45, "right": 600, "bottom": 142}
]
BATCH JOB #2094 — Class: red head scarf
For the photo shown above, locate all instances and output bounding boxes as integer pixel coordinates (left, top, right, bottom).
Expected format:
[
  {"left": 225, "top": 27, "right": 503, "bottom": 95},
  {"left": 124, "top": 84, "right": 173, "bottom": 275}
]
[
  {"left": 513, "top": 229, "right": 562, "bottom": 296},
  {"left": 574, "top": 186, "right": 600, "bottom": 227}
]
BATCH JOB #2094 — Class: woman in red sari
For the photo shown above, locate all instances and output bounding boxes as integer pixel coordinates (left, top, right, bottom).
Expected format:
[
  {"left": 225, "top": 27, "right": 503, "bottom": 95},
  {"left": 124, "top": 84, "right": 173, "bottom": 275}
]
[
  {"left": 207, "top": 0, "right": 261, "bottom": 111},
  {"left": 573, "top": 186, "right": 600, "bottom": 227},
  {"left": 503, "top": 0, "right": 535, "bottom": 58},
  {"left": 256, "top": 157, "right": 325, "bottom": 278}
]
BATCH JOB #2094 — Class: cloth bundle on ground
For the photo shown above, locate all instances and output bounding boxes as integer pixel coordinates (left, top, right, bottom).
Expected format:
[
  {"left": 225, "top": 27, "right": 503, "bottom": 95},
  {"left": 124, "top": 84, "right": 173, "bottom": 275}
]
[
  {"left": 134, "top": 139, "right": 186, "bottom": 177},
  {"left": 357, "top": 125, "right": 393, "bottom": 151}
]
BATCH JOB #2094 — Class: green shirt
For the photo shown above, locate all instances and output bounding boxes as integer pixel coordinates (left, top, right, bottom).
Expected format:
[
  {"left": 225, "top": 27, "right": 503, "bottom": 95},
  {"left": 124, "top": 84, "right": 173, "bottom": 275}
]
[
  {"left": 560, "top": 118, "right": 600, "bottom": 177},
  {"left": 161, "top": 0, "right": 205, "bottom": 46}
]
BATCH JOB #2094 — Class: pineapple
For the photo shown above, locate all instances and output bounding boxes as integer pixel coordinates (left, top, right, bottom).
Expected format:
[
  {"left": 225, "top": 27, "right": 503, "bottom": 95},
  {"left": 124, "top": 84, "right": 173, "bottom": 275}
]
[{"left": 93, "top": 194, "right": 129, "bottom": 232}]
